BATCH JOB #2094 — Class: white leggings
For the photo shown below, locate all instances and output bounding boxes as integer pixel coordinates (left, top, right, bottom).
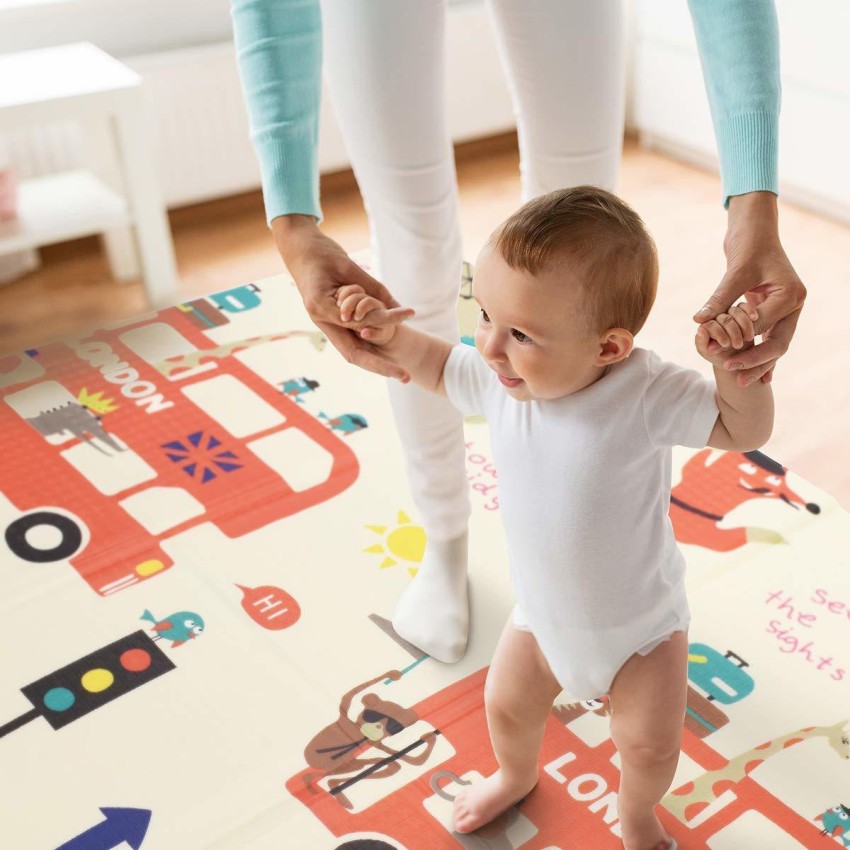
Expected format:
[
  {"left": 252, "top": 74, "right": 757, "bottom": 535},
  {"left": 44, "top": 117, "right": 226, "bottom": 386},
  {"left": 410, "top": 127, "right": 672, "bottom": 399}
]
[{"left": 321, "top": 0, "right": 626, "bottom": 540}]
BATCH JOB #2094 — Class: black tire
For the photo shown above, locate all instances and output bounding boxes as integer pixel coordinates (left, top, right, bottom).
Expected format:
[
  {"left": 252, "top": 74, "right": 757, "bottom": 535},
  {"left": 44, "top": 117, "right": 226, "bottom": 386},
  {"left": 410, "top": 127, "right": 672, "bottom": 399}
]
[
  {"left": 336, "top": 841, "right": 400, "bottom": 850},
  {"left": 5, "top": 511, "right": 83, "bottom": 562}
]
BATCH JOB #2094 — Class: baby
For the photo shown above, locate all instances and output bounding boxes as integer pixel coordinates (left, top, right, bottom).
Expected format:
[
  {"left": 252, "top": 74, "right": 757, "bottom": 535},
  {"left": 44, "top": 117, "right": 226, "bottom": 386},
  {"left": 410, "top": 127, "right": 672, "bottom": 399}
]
[{"left": 335, "top": 186, "right": 773, "bottom": 850}]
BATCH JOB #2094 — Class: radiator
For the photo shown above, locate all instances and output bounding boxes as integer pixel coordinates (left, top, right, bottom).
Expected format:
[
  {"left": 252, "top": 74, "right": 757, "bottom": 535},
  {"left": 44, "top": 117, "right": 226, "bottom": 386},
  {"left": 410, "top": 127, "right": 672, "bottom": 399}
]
[{"left": 0, "top": 4, "right": 516, "bottom": 211}]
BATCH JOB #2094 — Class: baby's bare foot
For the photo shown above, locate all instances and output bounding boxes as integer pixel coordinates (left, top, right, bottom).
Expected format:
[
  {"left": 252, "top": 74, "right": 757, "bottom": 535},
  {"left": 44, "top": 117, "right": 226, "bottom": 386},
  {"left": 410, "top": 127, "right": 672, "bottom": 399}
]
[
  {"left": 452, "top": 769, "right": 537, "bottom": 834},
  {"left": 618, "top": 802, "right": 670, "bottom": 850}
]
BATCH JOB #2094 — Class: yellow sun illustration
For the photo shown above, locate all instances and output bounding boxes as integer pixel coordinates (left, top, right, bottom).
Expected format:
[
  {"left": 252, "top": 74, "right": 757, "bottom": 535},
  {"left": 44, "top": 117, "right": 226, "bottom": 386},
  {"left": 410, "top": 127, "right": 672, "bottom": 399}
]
[
  {"left": 78, "top": 387, "right": 119, "bottom": 414},
  {"left": 364, "top": 510, "right": 427, "bottom": 577}
]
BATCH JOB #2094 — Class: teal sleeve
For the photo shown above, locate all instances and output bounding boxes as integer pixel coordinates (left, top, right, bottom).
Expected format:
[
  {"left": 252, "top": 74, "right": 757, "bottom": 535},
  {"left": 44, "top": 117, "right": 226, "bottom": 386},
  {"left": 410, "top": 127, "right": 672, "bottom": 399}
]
[
  {"left": 687, "top": 0, "right": 781, "bottom": 207},
  {"left": 231, "top": 0, "right": 323, "bottom": 225}
]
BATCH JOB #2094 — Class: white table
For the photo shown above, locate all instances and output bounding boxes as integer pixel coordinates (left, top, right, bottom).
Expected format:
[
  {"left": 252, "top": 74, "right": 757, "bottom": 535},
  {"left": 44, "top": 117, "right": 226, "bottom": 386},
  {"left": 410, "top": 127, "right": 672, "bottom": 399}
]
[{"left": 0, "top": 42, "right": 178, "bottom": 306}]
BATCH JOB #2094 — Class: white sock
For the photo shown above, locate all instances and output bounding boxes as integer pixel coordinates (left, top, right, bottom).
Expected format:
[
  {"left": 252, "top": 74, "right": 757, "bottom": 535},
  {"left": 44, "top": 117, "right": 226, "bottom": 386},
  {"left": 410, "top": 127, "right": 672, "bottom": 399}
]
[{"left": 392, "top": 529, "right": 470, "bottom": 663}]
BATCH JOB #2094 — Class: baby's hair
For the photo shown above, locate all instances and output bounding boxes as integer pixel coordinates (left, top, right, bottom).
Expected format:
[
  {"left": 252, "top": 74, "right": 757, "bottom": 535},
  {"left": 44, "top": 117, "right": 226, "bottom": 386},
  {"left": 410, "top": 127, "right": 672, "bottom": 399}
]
[{"left": 490, "top": 185, "right": 659, "bottom": 335}]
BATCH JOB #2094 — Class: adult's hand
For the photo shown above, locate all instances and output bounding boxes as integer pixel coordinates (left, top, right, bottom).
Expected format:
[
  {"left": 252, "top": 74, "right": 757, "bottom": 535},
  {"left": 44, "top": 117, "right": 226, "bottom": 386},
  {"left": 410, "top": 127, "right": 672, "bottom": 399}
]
[
  {"left": 273, "top": 214, "right": 415, "bottom": 381},
  {"left": 693, "top": 192, "right": 806, "bottom": 387}
]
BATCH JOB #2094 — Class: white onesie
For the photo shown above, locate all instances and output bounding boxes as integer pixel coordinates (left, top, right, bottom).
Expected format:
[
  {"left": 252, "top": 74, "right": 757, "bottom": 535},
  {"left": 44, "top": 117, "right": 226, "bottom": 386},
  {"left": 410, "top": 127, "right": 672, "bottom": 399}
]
[{"left": 443, "top": 344, "right": 720, "bottom": 701}]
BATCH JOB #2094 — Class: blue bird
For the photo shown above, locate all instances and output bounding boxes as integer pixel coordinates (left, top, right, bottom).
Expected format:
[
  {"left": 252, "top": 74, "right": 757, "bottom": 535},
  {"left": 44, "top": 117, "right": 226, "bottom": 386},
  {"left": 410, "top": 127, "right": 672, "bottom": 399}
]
[
  {"left": 140, "top": 609, "right": 205, "bottom": 647},
  {"left": 318, "top": 411, "right": 368, "bottom": 436}
]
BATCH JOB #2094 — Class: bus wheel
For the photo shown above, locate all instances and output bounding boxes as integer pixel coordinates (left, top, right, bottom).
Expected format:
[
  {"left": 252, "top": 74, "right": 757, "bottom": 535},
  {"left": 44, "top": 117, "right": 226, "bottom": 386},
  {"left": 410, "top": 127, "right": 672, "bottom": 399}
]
[{"left": 5, "top": 511, "right": 84, "bottom": 562}]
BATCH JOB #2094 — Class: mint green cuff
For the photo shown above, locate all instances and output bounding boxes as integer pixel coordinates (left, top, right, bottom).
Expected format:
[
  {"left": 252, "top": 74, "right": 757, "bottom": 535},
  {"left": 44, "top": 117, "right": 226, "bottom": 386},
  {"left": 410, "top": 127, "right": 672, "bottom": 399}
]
[
  {"left": 254, "top": 137, "right": 322, "bottom": 227},
  {"left": 715, "top": 111, "right": 779, "bottom": 208}
]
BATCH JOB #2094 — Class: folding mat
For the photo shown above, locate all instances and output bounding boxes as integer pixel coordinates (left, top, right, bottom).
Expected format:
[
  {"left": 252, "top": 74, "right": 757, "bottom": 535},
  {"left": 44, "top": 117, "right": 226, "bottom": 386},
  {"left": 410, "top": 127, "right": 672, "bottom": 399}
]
[{"left": 1, "top": 255, "right": 848, "bottom": 849}]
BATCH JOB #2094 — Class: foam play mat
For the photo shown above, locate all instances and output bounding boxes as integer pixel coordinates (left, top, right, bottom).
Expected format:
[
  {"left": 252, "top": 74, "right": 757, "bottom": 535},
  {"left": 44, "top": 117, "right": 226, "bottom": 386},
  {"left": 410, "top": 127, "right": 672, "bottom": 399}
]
[{"left": 1, "top": 255, "right": 848, "bottom": 849}]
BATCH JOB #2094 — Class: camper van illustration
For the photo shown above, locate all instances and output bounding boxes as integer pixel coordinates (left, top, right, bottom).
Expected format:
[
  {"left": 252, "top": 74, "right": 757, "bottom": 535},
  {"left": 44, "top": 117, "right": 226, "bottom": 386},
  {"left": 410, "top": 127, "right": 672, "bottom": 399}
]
[{"left": 1, "top": 307, "right": 359, "bottom": 596}]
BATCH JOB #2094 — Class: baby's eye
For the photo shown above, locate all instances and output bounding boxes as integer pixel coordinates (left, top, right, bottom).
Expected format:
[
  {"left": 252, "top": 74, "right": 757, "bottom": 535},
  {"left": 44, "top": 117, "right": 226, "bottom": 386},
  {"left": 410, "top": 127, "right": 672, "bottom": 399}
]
[
  {"left": 512, "top": 329, "right": 532, "bottom": 344},
  {"left": 479, "top": 309, "right": 490, "bottom": 323}
]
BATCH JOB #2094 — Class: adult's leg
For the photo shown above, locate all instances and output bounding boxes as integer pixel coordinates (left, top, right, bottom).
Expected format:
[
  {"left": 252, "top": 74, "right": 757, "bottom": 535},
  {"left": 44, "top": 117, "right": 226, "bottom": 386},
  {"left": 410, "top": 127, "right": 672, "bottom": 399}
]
[
  {"left": 608, "top": 630, "right": 689, "bottom": 850},
  {"left": 321, "top": 0, "right": 471, "bottom": 662},
  {"left": 486, "top": 0, "right": 627, "bottom": 197},
  {"left": 453, "top": 616, "right": 562, "bottom": 833}
]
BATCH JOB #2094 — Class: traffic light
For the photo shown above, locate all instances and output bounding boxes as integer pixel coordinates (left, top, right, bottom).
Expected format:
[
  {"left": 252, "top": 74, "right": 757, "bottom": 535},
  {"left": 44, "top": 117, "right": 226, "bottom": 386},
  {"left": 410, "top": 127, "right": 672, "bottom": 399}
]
[{"left": 1, "top": 630, "right": 175, "bottom": 736}]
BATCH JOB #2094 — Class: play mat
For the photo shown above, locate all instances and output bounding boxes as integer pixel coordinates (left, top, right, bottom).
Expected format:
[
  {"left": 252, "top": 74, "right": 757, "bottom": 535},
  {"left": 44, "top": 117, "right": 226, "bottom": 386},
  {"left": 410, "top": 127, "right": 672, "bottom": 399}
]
[{"left": 1, "top": 254, "right": 848, "bottom": 849}]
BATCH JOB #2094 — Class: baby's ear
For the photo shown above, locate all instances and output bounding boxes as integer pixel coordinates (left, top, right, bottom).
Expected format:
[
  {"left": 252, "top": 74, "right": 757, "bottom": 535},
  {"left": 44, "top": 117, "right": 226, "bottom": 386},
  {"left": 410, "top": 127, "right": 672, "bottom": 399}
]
[{"left": 598, "top": 327, "right": 633, "bottom": 365}]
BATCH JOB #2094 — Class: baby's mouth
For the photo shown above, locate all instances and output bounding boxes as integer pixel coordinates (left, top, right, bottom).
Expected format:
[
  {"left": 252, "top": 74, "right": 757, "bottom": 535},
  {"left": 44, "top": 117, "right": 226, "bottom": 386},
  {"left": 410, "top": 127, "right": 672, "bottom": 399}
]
[{"left": 498, "top": 374, "right": 524, "bottom": 388}]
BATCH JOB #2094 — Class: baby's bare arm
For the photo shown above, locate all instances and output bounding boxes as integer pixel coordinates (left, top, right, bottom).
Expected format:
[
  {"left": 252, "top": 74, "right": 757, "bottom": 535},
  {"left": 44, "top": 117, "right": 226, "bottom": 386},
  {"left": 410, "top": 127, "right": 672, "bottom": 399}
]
[
  {"left": 695, "top": 303, "right": 774, "bottom": 451},
  {"left": 365, "top": 324, "right": 452, "bottom": 396}
]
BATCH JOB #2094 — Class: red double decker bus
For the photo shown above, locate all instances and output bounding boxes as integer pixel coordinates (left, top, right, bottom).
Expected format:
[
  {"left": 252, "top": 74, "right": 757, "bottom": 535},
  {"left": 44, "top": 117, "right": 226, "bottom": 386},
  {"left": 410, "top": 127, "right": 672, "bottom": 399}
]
[
  {"left": 286, "top": 666, "right": 829, "bottom": 849},
  {"left": 0, "top": 305, "right": 359, "bottom": 595}
]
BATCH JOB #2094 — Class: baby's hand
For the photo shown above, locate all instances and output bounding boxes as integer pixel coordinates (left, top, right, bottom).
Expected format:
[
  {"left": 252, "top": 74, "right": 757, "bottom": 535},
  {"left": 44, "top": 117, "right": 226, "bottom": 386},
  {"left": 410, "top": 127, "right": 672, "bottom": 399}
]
[
  {"left": 695, "top": 301, "right": 760, "bottom": 372},
  {"left": 336, "top": 284, "right": 396, "bottom": 345}
]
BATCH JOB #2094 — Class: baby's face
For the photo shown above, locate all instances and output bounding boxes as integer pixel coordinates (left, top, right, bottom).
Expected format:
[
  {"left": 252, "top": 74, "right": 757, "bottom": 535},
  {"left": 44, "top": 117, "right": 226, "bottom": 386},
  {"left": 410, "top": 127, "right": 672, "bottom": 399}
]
[{"left": 472, "top": 246, "right": 623, "bottom": 402}]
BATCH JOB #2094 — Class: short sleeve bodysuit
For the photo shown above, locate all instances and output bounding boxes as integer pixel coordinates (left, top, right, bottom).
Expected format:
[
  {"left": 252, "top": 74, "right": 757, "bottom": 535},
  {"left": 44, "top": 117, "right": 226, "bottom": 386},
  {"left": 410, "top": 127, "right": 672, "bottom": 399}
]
[{"left": 443, "top": 344, "right": 719, "bottom": 700}]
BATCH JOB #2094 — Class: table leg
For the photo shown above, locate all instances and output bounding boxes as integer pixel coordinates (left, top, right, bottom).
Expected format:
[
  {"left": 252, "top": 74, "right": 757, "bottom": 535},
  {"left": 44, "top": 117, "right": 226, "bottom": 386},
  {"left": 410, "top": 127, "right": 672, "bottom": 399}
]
[
  {"left": 111, "top": 93, "right": 179, "bottom": 308},
  {"left": 83, "top": 115, "right": 140, "bottom": 281}
]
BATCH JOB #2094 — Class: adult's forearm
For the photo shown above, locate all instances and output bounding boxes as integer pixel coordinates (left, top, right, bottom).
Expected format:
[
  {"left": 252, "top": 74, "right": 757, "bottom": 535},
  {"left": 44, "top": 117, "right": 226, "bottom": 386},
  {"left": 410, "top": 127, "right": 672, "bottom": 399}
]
[
  {"left": 231, "top": 0, "right": 323, "bottom": 225},
  {"left": 688, "top": 0, "right": 781, "bottom": 207},
  {"left": 727, "top": 191, "right": 778, "bottom": 229},
  {"left": 271, "top": 213, "right": 321, "bottom": 268}
]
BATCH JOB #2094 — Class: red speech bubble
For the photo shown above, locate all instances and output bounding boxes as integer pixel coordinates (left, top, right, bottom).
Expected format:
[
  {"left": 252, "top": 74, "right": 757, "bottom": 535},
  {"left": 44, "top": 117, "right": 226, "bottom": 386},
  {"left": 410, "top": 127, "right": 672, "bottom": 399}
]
[{"left": 236, "top": 584, "right": 301, "bottom": 630}]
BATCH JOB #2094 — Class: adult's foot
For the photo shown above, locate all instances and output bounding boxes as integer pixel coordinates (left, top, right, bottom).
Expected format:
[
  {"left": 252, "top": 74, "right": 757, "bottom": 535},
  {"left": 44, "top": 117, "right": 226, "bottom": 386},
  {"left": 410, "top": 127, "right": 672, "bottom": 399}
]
[{"left": 392, "top": 530, "right": 469, "bottom": 663}]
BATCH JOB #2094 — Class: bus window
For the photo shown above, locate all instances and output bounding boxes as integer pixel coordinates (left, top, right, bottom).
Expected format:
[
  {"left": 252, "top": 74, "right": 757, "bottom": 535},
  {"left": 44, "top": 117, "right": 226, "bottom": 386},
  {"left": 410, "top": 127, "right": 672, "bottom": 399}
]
[
  {"left": 0, "top": 351, "right": 45, "bottom": 389},
  {"left": 707, "top": 810, "right": 806, "bottom": 849},
  {"left": 5, "top": 380, "right": 81, "bottom": 445},
  {"left": 61, "top": 437, "right": 156, "bottom": 496},
  {"left": 181, "top": 374, "right": 286, "bottom": 438},
  {"left": 119, "top": 322, "right": 197, "bottom": 364},
  {"left": 120, "top": 486, "right": 205, "bottom": 534},
  {"left": 248, "top": 429, "right": 334, "bottom": 493}
]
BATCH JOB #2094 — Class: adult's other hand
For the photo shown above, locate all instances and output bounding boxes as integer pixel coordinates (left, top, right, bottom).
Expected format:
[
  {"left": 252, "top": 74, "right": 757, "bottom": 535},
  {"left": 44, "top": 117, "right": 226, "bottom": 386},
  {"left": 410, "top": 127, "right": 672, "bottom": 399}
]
[{"left": 693, "top": 192, "right": 806, "bottom": 387}]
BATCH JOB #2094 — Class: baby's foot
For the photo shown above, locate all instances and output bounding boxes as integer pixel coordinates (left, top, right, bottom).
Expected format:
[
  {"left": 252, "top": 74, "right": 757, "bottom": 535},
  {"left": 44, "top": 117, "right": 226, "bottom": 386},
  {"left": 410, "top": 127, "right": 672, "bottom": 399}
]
[
  {"left": 452, "top": 769, "right": 538, "bottom": 834},
  {"left": 618, "top": 803, "right": 670, "bottom": 850}
]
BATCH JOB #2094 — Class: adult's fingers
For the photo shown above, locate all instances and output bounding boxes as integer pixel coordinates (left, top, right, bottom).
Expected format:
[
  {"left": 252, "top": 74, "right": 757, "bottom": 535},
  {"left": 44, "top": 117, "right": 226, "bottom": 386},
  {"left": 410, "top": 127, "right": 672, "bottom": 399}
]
[
  {"left": 744, "top": 287, "right": 804, "bottom": 338},
  {"left": 347, "top": 261, "right": 404, "bottom": 310},
  {"left": 735, "top": 357, "right": 777, "bottom": 388},
  {"left": 693, "top": 268, "right": 741, "bottom": 323},
  {"left": 722, "top": 308, "right": 801, "bottom": 380},
  {"left": 694, "top": 265, "right": 804, "bottom": 335},
  {"left": 318, "top": 321, "right": 410, "bottom": 382}
]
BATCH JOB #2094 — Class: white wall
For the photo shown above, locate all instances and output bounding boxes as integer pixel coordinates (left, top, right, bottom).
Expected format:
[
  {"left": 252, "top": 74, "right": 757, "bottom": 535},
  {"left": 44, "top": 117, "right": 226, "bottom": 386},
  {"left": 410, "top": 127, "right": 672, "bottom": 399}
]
[{"left": 632, "top": 0, "right": 850, "bottom": 221}]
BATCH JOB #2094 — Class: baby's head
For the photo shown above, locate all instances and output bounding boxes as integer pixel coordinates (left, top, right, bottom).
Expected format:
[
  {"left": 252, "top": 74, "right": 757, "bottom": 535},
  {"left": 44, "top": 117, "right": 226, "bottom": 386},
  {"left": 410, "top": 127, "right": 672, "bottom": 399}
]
[{"left": 473, "top": 185, "right": 658, "bottom": 401}]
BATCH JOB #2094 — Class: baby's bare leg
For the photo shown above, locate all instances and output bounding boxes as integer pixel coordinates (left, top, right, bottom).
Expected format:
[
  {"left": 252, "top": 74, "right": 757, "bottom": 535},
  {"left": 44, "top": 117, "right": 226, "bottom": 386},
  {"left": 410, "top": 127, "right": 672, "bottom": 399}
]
[
  {"left": 453, "top": 617, "right": 562, "bottom": 834},
  {"left": 608, "top": 630, "right": 689, "bottom": 850}
]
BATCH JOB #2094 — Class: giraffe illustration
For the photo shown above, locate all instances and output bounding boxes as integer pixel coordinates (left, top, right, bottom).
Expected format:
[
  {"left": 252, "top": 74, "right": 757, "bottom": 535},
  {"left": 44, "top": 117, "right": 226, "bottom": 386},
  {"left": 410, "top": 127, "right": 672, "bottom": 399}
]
[
  {"left": 662, "top": 718, "right": 850, "bottom": 824},
  {"left": 155, "top": 330, "right": 327, "bottom": 379}
]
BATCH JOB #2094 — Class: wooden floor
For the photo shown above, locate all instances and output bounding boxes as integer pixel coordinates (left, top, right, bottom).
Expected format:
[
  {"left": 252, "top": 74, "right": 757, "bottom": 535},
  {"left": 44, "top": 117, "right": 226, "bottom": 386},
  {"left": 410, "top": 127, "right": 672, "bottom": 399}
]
[{"left": 1, "top": 134, "right": 848, "bottom": 509}]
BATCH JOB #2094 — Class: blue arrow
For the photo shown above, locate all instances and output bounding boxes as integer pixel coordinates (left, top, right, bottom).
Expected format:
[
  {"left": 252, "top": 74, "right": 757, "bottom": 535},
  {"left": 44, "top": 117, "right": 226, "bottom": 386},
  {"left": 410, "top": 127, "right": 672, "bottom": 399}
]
[{"left": 55, "top": 807, "right": 151, "bottom": 850}]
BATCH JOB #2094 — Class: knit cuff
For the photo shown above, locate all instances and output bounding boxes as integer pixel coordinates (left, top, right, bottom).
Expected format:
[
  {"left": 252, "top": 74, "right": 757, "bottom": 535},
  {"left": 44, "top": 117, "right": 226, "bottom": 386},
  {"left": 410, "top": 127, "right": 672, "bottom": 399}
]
[
  {"left": 715, "top": 111, "right": 779, "bottom": 209},
  {"left": 254, "top": 137, "right": 322, "bottom": 227}
]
